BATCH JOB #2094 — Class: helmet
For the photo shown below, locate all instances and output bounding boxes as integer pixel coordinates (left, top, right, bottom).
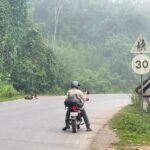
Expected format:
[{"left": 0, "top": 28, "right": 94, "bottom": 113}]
[{"left": 71, "top": 81, "right": 80, "bottom": 89}]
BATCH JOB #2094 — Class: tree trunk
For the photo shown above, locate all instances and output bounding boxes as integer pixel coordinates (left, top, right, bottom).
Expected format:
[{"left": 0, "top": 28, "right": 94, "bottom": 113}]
[{"left": 52, "top": 0, "right": 62, "bottom": 51}]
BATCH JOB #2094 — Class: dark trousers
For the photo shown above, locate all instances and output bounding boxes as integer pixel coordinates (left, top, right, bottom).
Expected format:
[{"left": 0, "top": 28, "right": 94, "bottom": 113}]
[{"left": 65, "top": 108, "right": 90, "bottom": 128}]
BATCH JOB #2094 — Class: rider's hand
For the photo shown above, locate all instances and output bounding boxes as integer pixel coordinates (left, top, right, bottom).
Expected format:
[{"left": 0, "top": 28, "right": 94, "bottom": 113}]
[
  {"left": 86, "top": 98, "right": 89, "bottom": 101},
  {"left": 86, "top": 91, "right": 90, "bottom": 95}
]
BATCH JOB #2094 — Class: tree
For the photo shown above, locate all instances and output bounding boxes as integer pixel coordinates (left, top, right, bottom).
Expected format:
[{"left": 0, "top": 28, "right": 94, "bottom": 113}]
[{"left": 0, "top": 0, "right": 10, "bottom": 73}]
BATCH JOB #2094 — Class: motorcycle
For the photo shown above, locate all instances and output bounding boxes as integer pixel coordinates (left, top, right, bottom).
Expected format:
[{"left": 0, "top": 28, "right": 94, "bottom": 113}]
[
  {"left": 64, "top": 91, "right": 90, "bottom": 133},
  {"left": 69, "top": 104, "right": 83, "bottom": 133}
]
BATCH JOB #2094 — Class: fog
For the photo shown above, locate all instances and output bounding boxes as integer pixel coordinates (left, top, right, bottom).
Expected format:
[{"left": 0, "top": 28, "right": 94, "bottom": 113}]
[{"left": 26, "top": 0, "right": 150, "bottom": 92}]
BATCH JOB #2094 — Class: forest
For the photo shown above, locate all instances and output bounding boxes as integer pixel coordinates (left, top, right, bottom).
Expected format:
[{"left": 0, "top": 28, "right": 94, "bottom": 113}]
[{"left": 1, "top": 0, "right": 150, "bottom": 97}]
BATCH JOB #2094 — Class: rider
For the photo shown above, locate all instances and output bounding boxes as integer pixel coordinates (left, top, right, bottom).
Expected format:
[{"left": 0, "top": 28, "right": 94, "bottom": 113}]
[{"left": 62, "top": 81, "right": 92, "bottom": 131}]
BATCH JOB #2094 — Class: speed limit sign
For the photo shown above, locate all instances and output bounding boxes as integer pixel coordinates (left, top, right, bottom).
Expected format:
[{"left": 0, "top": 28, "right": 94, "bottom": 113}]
[{"left": 132, "top": 54, "right": 150, "bottom": 75}]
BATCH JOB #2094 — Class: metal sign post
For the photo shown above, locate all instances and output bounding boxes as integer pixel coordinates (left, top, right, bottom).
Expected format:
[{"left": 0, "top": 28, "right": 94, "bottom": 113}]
[
  {"left": 131, "top": 34, "right": 150, "bottom": 126},
  {"left": 141, "top": 75, "right": 144, "bottom": 126}
]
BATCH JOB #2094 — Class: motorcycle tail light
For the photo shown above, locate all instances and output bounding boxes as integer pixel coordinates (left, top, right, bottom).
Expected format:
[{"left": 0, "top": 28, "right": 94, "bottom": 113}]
[{"left": 71, "top": 105, "right": 77, "bottom": 110}]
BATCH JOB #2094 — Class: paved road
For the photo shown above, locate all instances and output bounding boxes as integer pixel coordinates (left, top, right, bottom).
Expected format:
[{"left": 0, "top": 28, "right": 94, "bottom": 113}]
[{"left": 0, "top": 94, "right": 130, "bottom": 150}]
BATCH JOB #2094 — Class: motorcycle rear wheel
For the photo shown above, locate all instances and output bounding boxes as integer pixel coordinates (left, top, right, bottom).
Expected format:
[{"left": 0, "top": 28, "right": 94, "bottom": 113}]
[
  {"left": 77, "top": 125, "right": 80, "bottom": 129},
  {"left": 72, "top": 120, "right": 77, "bottom": 133}
]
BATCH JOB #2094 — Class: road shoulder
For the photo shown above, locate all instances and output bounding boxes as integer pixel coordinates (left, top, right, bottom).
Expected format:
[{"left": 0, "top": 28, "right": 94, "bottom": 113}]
[{"left": 89, "top": 122, "right": 118, "bottom": 150}]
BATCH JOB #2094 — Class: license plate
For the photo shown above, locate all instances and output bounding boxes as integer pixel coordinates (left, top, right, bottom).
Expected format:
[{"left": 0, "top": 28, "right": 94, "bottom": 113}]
[{"left": 70, "top": 112, "right": 78, "bottom": 117}]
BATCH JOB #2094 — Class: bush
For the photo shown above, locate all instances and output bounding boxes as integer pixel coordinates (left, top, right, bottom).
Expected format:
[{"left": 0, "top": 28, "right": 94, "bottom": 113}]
[
  {"left": 49, "top": 85, "right": 64, "bottom": 95},
  {"left": 0, "top": 82, "right": 19, "bottom": 97}
]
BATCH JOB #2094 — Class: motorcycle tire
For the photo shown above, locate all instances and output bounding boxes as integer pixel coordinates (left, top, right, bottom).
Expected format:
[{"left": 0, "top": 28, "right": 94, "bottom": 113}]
[
  {"left": 72, "top": 120, "right": 77, "bottom": 133},
  {"left": 77, "top": 125, "right": 80, "bottom": 129}
]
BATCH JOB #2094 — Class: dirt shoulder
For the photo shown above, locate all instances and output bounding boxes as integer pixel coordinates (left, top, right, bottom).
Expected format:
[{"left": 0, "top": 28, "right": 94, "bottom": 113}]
[{"left": 88, "top": 122, "right": 118, "bottom": 150}]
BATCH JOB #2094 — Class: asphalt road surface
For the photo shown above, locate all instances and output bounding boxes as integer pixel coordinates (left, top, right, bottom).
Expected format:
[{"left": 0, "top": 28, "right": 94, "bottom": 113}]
[{"left": 0, "top": 94, "right": 131, "bottom": 150}]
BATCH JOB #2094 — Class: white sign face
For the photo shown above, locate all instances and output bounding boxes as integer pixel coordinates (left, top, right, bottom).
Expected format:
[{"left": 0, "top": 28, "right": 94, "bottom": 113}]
[
  {"left": 132, "top": 54, "right": 150, "bottom": 75},
  {"left": 131, "top": 34, "right": 150, "bottom": 54}
]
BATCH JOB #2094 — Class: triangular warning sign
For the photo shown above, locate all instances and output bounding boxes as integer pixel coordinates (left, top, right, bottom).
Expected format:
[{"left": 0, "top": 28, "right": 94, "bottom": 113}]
[{"left": 131, "top": 34, "right": 150, "bottom": 53}]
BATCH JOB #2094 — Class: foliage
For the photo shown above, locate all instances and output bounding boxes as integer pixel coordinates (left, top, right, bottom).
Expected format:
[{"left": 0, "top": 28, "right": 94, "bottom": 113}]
[
  {"left": 0, "top": 82, "right": 19, "bottom": 97},
  {"left": 11, "top": 28, "right": 62, "bottom": 92},
  {"left": 0, "top": 73, "right": 18, "bottom": 97},
  {"left": 27, "top": 0, "right": 147, "bottom": 93},
  {"left": 0, "top": 0, "right": 63, "bottom": 97},
  {"left": 49, "top": 85, "right": 64, "bottom": 95}
]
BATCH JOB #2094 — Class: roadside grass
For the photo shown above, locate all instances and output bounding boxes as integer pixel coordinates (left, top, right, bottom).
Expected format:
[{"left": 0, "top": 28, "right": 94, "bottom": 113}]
[
  {"left": 110, "top": 103, "right": 150, "bottom": 147},
  {"left": 0, "top": 95, "right": 24, "bottom": 102}
]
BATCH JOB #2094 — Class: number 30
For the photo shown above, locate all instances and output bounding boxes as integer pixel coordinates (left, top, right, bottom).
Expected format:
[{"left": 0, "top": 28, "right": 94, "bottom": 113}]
[{"left": 135, "top": 60, "right": 148, "bottom": 69}]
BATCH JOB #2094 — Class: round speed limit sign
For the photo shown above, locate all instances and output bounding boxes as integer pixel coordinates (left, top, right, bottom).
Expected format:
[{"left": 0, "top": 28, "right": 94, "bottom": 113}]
[{"left": 132, "top": 54, "right": 150, "bottom": 75}]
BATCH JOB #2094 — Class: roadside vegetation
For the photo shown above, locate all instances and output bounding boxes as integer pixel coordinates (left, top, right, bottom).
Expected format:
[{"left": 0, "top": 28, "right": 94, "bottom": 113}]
[
  {"left": 1, "top": 0, "right": 150, "bottom": 99},
  {"left": 110, "top": 94, "right": 150, "bottom": 148},
  {"left": 0, "top": 80, "right": 24, "bottom": 102}
]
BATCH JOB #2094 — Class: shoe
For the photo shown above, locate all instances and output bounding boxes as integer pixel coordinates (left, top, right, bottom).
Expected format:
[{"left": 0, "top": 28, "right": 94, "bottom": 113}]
[
  {"left": 87, "top": 127, "right": 92, "bottom": 131},
  {"left": 62, "top": 126, "right": 70, "bottom": 131}
]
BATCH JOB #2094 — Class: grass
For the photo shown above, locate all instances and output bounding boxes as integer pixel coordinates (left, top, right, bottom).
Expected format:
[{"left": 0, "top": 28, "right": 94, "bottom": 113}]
[
  {"left": 0, "top": 95, "right": 24, "bottom": 102},
  {"left": 110, "top": 103, "right": 150, "bottom": 147}
]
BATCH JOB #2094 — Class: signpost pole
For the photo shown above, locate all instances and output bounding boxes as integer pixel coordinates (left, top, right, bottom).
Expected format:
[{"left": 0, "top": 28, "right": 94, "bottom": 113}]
[{"left": 141, "top": 75, "right": 144, "bottom": 126}]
